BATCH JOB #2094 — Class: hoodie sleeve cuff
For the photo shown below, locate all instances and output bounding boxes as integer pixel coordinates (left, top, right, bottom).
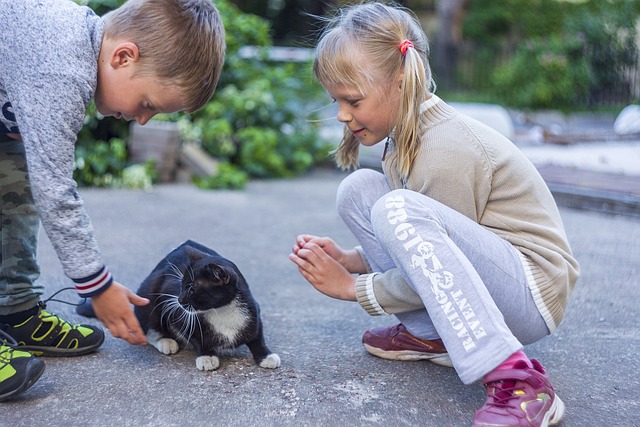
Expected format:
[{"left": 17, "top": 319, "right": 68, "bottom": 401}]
[
  {"left": 72, "top": 266, "right": 113, "bottom": 297},
  {"left": 355, "top": 273, "right": 388, "bottom": 316}
]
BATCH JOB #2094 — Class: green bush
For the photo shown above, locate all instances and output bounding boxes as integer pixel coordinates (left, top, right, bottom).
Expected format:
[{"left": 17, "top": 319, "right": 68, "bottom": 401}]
[
  {"left": 493, "top": 35, "right": 592, "bottom": 110},
  {"left": 565, "top": 2, "right": 639, "bottom": 105},
  {"left": 184, "top": 0, "right": 331, "bottom": 189},
  {"left": 465, "top": 0, "right": 639, "bottom": 110},
  {"left": 193, "top": 162, "right": 248, "bottom": 190},
  {"left": 74, "top": 137, "right": 127, "bottom": 187}
]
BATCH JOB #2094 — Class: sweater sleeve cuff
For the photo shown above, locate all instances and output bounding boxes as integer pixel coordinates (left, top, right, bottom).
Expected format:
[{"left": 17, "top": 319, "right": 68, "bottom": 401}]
[
  {"left": 355, "top": 273, "right": 388, "bottom": 316},
  {"left": 72, "top": 266, "right": 113, "bottom": 297}
]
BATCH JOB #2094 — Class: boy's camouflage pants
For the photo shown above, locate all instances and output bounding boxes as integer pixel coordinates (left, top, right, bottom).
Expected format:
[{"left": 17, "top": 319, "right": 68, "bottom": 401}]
[{"left": 0, "top": 138, "right": 43, "bottom": 315}]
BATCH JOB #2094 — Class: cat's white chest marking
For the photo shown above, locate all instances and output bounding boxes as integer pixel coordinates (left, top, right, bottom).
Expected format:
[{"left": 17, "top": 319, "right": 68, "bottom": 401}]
[{"left": 203, "top": 299, "right": 249, "bottom": 343}]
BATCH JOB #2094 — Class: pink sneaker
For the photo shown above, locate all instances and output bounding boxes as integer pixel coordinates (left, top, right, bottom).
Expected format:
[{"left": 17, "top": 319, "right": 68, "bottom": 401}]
[
  {"left": 362, "top": 323, "right": 453, "bottom": 367},
  {"left": 473, "top": 359, "right": 565, "bottom": 427}
]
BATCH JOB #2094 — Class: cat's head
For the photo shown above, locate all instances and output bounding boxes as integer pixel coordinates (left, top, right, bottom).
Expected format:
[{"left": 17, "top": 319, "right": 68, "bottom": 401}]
[{"left": 178, "top": 246, "right": 239, "bottom": 311}]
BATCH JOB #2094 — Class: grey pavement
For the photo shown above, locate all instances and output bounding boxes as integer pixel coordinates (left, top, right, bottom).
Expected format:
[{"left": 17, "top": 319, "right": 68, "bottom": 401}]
[
  {"left": 517, "top": 139, "right": 640, "bottom": 218},
  {"left": 2, "top": 167, "right": 639, "bottom": 426},
  {"left": 498, "top": 109, "right": 640, "bottom": 217}
]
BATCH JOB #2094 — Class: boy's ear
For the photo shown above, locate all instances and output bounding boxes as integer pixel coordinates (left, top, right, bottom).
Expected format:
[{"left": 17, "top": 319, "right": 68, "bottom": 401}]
[{"left": 109, "top": 42, "right": 140, "bottom": 68}]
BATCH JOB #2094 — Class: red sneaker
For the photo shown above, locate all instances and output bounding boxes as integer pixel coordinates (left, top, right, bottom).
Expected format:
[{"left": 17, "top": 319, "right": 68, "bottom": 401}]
[
  {"left": 473, "top": 359, "right": 565, "bottom": 427},
  {"left": 362, "top": 323, "right": 452, "bottom": 367}
]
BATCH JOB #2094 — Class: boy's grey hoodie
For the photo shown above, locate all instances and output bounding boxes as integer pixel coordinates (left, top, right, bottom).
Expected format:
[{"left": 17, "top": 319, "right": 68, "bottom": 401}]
[{"left": 0, "top": 0, "right": 112, "bottom": 296}]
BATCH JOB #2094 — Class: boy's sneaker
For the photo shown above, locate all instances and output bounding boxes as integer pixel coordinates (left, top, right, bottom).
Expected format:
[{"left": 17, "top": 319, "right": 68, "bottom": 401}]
[
  {"left": 473, "top": 359, "right": 565, "bottom": 427},
  {"left": 2, "top": 303, "right": 104, "bottom": 357},
  {"left": 362, "top": 323, "right": 453, "bottom": 367},
  {"left": 0, "top": 330, "right": 45, "bottom": 402}
]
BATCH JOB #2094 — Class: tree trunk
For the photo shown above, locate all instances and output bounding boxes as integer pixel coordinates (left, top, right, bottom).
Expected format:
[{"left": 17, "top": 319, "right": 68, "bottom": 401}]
[{"left": 434, "top": 0, "right": 468, "bottom": 89}]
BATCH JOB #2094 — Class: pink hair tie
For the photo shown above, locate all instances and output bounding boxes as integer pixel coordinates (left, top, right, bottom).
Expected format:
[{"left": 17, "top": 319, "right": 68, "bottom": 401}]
[{"left": 399, "top": 39, "right": 414, "bottom": 56}]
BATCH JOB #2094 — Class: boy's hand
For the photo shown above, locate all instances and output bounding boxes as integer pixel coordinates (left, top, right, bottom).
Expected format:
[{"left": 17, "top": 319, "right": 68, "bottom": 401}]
[{"left": 91, "top": 282, "right": 149, "bottom": 345}]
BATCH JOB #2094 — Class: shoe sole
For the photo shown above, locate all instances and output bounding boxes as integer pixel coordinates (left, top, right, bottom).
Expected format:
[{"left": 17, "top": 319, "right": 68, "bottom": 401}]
[
  {"left": 16, "top": 333, "right": 105, "bottom": 357},
  {"left": 363, "top": 343, "right": 454, "bottom": 367},
  {"left": 0, "top": 359, "right": 45, "bottom": 402},
  {"left": 544, "top": 394, "right": 565, "bottom": 426}
]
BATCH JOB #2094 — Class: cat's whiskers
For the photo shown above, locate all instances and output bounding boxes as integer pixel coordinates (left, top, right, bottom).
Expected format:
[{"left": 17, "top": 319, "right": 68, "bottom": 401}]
[
  {"left": 165, "top": 261, "right": 184, "bottom": 281},
  {"left": 177, "top": 306, "right": 196, "bottom": 341},
  {"left": 149, "top": 292, "right": 177, "bottom": 317},
  {"left": 186, "top": 263, "right": 196, "bottom": 284},
  {"left": 193, "top": 309, "right": 205, "bottom": 344},
  {"left": 156, "top": 297, "right": 180, "bottom": 329},
  {"left": 153, "top": 294, "right": 201, "bottom": 343}
]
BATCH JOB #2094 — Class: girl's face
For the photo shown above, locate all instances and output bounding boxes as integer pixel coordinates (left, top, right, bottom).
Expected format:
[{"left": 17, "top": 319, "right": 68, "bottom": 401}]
[{"left": 325, "top": 80, "right": 401, "bottom": 147}]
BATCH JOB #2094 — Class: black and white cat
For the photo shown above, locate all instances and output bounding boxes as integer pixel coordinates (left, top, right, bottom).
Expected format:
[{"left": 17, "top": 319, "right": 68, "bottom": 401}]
[{"left": 79, "top": 240, "right": 280, "bottom": 371}]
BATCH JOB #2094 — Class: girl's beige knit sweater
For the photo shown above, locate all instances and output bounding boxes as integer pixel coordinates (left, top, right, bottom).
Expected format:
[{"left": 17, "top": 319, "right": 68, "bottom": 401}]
[{"left": 354, "top": 95, "right": 579, "bottom": 333}]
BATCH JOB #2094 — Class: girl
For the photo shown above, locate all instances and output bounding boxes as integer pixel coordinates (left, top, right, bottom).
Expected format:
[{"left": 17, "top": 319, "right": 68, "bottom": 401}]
[{"left": 289, "top": 2, "right": 579, "bottom": 426}]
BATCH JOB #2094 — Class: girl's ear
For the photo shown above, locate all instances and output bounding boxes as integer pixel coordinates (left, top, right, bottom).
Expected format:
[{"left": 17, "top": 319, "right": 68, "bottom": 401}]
[{"left": 110, "top": 42, "right": 140, "bottom": 68}]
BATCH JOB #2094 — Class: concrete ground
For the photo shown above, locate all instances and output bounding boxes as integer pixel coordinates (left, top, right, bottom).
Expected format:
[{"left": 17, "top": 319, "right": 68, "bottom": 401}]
[{"left": 2, "top": 167, "right": 639, "bottom": 426}]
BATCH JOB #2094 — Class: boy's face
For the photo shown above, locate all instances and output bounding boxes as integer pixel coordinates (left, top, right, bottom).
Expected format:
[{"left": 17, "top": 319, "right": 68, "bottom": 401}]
[{"left": 95, "top": 41, "right": 186, "bottom": 124}]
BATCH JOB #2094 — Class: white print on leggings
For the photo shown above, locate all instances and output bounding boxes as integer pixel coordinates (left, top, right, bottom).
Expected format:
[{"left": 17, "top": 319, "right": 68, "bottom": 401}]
[{"left": 385, "top": 195, "right": 487, "bottom": 352}]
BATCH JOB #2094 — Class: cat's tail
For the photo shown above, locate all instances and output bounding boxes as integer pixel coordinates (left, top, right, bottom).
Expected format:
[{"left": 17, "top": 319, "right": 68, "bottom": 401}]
[{"left": 76, "top": 299, "right": 97, "bottom": 318}]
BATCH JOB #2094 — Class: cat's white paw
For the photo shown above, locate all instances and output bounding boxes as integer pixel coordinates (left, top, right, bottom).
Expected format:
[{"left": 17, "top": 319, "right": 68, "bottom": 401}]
[
  {"left": 196, "top": 355, "right": 220, "bottom": 371},
  {"left": 146, "top": 330, "right": 179, "bottom": 355},
  {"left": 156, "top": 338, "right": 179, "bottom": 355},
  {"left": 259, "top": 353, "right": 281, "bottom": 369}
]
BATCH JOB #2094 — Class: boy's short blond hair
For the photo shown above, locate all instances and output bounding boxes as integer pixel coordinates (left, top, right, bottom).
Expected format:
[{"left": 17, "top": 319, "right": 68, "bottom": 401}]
[{"left": 103, "top": 0, "right": 225, "bottom": 113}]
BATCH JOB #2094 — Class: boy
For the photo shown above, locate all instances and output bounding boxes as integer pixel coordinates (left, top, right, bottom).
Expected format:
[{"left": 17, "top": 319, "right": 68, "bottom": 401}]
[{"left": 0, "top": 0, "right": 225, "bottom": 402}]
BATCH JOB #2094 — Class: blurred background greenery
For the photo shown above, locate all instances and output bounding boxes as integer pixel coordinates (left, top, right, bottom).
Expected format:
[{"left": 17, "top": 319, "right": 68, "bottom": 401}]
[{"left": 73, "top": 0, "right": 640, "bottom": 189}]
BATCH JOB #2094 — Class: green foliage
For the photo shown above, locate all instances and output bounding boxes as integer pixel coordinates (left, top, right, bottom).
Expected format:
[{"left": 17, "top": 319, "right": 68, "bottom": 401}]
[
  {"left": 493, "top": 35, "right": 592, "bottom": 110},
  {"left": 463, "top": 0, "right": 639, "bottom": 110},
  {"left": 116, "top": 163, "right": 154, "bottom": 190},
  {"left": 565, "top": 1, "right": 639, "bottom": 102},
  {"left": 73, "top": 98, "right": 140, "bottom": 187},
  {"left": 185, "top": 0, "right": 331, "bottom": 188},
  {"left": 463, "top": 0, "right": 570, "bottom": 47},
  {"left": 74, "top": 137, "right": 128, "bottom": 187},
  {"left": 75, "top": 0, "right": 124, "bottom": 15},
  {"left": 193, "top": 162, "right": 248, "bottom": 190}
]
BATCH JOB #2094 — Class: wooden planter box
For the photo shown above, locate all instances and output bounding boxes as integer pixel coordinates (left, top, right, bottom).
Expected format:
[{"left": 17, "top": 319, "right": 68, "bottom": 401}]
[{"left": 128, "top": 121, "right": 180, "bottom": 183}]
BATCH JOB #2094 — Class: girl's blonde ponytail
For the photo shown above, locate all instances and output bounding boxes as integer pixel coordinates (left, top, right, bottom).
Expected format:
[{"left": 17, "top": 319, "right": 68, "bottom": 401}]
[{"left": 313, "top": 2, "right": 435, "bottom": 173}]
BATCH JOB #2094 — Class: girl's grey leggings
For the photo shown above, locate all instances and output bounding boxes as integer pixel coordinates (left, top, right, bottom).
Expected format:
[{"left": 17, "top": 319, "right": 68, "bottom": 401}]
[{"left": 336, "top": 169, "right": 549, "bottom": 384}]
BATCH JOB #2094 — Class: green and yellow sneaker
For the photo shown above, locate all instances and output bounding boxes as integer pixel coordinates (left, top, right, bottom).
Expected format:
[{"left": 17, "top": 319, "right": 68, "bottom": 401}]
[
  {"left": 3, "top": 303, "right": 104, "bottom": 357},
  {"left": 0, "top": 330, "right": 45, "bottom": 402}
]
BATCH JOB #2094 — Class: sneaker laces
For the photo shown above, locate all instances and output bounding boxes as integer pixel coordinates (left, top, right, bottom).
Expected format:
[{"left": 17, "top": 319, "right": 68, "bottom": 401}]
[
  {"left": 483, "top": 361, "right": 540, "bottom": 410},
  {"left": 485, "top": 379, "right": 522, "bottom": 408},
  {"left": 0, "top": 329, "right": 18, "bottom": 348},
  {"left": 37, "top": 287, "right": 87, "bottom": 311},
  {"left": 0, "top": 287, "right": 87, "bottom": 342}
]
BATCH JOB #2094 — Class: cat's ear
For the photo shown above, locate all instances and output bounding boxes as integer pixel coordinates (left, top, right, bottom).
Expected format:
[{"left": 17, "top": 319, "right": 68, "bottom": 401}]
[
  {"left": 209, "top": 264, "right": 232, "bottom": 285},
  {"left": 184, "top": 245, "right": 207, "bottom": 261}
]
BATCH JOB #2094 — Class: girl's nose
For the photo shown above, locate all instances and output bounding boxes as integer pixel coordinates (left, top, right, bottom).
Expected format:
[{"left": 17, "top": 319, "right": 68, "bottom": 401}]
[{"left": 337, "top": 108, "right": 352, "bottom": 123}]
